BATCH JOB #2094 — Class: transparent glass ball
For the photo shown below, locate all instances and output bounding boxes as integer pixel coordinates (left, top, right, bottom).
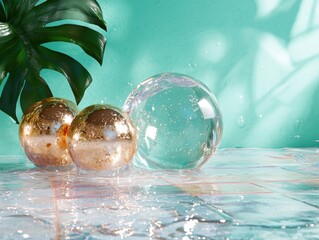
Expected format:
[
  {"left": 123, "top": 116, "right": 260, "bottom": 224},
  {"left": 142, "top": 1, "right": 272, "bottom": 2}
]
[
  {"left": 68, "top": 104, "right": 138, "bottom": 171},
  {"left": 123, "top": 73, "right": 223, "bottom": 170}
]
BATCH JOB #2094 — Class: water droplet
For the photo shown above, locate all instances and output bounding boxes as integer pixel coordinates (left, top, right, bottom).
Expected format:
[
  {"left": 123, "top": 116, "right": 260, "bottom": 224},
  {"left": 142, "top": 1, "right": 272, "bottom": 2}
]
[
  {"left": 294, "top": 119, "right": 302, "bottom": 131},
  {"left": 239, "top": 94, "right": 244, "bottom": 102},
  {"left": 237, "top": 115, "right": 246, "bottom": 128},
  {"left": 100, "top": 97, "right": 108, "bottom": 104},
  {"left": 188, "top": 62, "right": 197, "bottom": 69}
]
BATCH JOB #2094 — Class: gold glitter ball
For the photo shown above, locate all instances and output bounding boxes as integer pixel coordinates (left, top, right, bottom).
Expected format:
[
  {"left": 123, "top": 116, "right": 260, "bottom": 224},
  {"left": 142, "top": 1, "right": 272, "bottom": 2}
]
[
  {"left": 67, "top": 104, "right": 138, "bottom": 171},
  {"left": 19, "top": 98, "right": 79, "bottom": 168}
]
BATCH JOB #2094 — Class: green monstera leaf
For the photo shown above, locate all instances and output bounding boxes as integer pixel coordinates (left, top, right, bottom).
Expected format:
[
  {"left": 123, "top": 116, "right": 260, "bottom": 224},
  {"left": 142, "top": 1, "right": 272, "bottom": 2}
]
[{"left": 0, "top": 0, "right": 107, "bottom": 123}]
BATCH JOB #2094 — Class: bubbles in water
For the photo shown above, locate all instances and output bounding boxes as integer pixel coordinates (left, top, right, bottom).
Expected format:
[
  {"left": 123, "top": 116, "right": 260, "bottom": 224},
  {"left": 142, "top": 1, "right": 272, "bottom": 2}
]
[{"left": 123, "top": 73, "right": 223, "bottom": 169}]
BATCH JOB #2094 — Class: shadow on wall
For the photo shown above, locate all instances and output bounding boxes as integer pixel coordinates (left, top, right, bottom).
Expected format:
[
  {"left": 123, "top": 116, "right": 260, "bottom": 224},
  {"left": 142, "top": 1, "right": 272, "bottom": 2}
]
[
  {"left": 0, "top": 0, "right": 318, "bottom": 155},
  {"left": 97, "top": 0, "right": 318, "bottom": 148}
]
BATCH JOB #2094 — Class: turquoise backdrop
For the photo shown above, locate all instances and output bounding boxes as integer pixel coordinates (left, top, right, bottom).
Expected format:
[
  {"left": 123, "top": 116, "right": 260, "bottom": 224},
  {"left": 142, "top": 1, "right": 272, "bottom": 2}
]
[{"left": 0, "top": 0, "right": 319, "bottom": 157}]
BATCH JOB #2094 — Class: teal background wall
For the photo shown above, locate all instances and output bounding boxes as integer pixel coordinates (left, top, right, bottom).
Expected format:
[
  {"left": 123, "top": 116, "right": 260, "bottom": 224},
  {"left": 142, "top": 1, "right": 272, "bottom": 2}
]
[{"left": 1, "top": 0, "right": 319, "bottom": 156}]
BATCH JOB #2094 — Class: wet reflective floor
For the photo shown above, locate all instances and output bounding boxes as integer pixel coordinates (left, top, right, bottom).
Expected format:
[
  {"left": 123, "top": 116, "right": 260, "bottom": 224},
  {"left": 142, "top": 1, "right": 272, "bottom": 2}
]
[{"left": 0, "top": 148, "right": 319, "bottom": 239}]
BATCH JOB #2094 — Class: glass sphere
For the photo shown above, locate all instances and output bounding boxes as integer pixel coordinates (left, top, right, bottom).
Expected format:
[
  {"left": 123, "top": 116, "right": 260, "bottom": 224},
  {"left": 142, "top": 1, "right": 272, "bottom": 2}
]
[
  {"left": 123, "top": 73, "right": 223, "bottom": 170},
  {"left": 19, "top": 98, "right": 79, "bottom": 168},
  {"left": 67, "top": 104, "right": 138, "bottom": 171}
]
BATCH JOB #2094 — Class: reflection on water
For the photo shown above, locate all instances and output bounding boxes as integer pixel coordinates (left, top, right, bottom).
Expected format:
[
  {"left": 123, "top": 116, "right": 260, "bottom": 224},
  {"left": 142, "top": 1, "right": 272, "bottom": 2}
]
[{"left": 0, "top": 148, "right": 319, "bottom": 239}]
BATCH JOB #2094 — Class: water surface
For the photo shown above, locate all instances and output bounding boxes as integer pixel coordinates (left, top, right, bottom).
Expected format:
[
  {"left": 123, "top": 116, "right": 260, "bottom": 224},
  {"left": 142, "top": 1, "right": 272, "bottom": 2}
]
[{"left": 0, "top": 148, "right": 318, "bottom": 239}]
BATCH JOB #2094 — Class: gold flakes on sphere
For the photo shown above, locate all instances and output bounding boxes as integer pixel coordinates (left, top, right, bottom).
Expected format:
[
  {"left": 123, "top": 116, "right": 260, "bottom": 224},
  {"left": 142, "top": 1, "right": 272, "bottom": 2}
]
[
  {"left": 19, "top": 98, "right": 79, "bottom": 168},
  {"left": 68, "top": 104, "right": 138, "bottom": 171}
]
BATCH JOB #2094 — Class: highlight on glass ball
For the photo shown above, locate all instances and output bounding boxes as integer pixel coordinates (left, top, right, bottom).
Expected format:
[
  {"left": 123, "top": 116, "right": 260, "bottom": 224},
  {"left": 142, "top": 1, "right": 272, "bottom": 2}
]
[
  {"left": 67, "top": 104, "right": 138, "bottom": 171},
  {"left": 123, "top": 72, "right": 223, "bottom": 170},
  {"left": 19, "top": 97, "right": 79, "bottom": 168}
]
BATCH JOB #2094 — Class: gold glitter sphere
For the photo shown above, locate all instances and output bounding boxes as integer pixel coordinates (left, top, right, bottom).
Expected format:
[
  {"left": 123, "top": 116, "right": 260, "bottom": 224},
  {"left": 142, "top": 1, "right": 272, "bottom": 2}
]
[
  {"left": 19, "top": 98, "right": 79, "bottom": 168},
  {"left": 67, "top": 104, "right": 138, "bottom": 171}
]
